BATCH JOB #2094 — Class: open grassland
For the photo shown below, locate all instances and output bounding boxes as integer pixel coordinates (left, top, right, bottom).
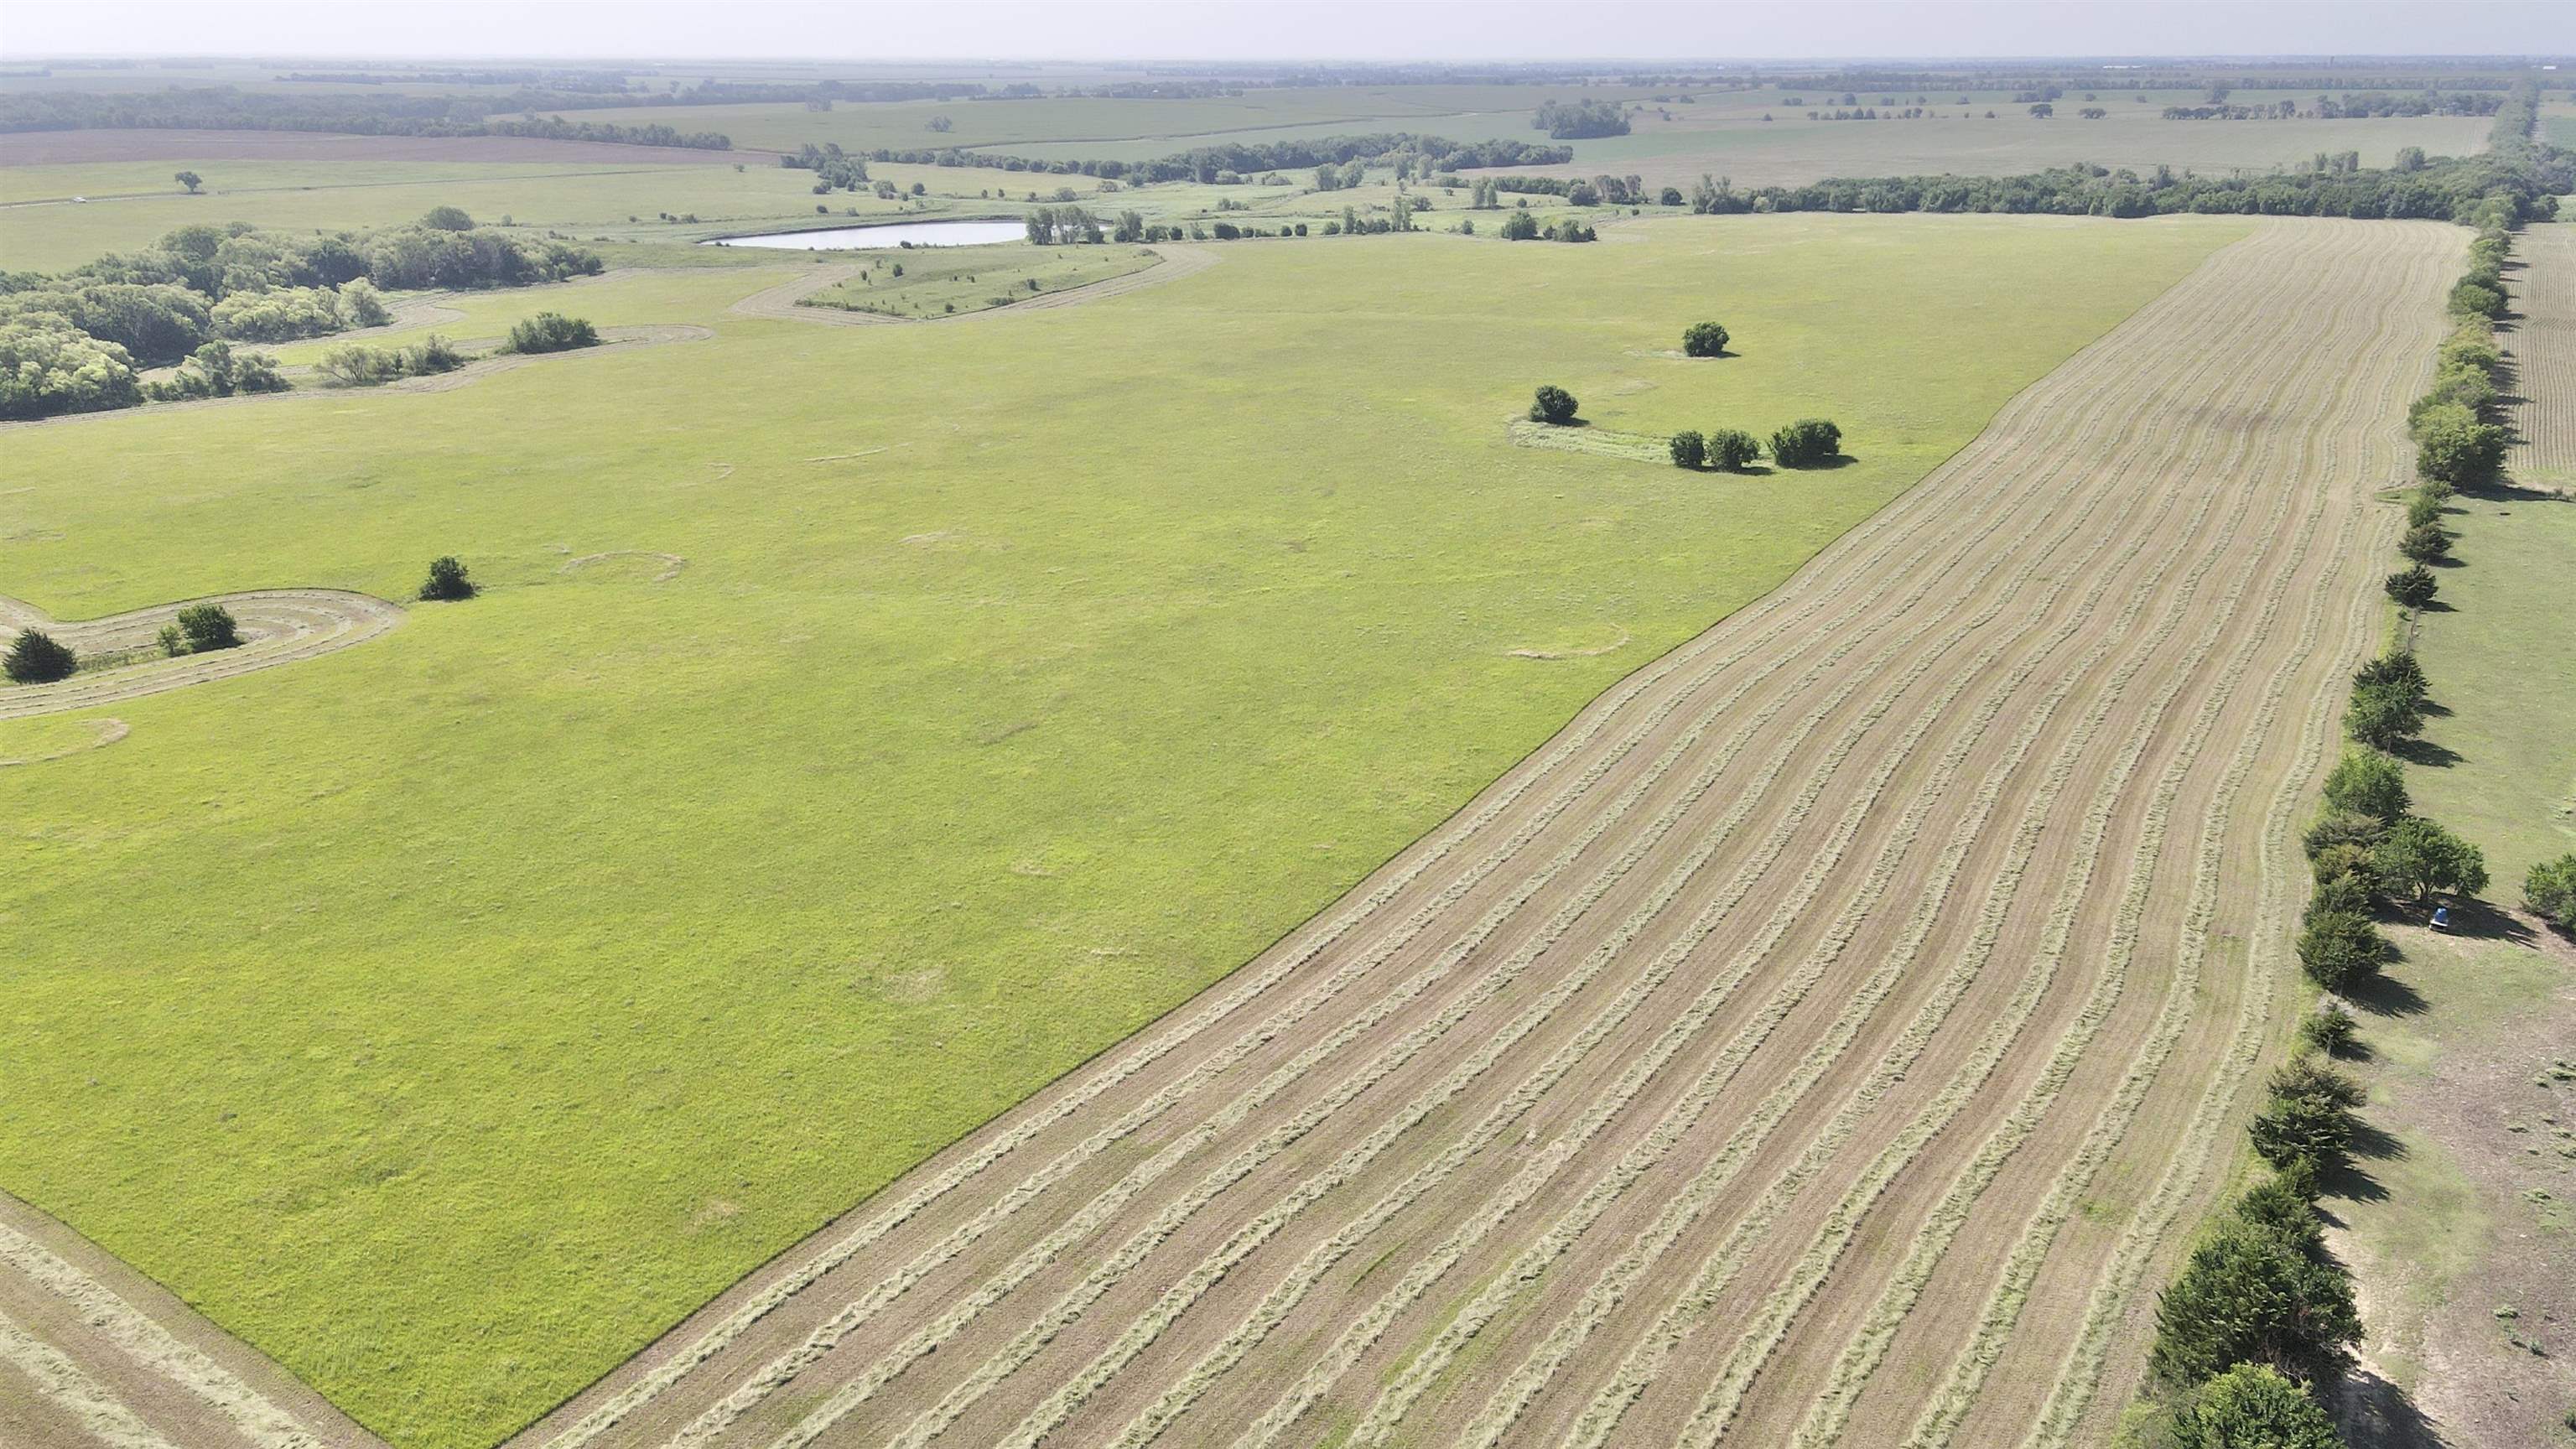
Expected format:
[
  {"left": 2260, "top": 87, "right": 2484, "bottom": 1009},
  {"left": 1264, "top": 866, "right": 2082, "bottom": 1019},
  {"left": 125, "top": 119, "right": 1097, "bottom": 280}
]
[
  {"left": 799, "top": 246, "right": 1160, "bottom": 319},
  {"left": 500, "top": 219, "right": 2459, "bottom": 1449},
  {"left": 2321, "top": 925, "right": 2576, "bottom": 1449},
  {"left": 0, "top": 213, "right": 2247, "bottom": 1448}
]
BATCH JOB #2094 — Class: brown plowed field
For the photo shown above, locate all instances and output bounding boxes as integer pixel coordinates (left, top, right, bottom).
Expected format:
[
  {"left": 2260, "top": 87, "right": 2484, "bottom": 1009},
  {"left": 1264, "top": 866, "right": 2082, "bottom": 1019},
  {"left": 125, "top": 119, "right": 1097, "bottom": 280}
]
[
  {"left": 2506, "top": 222, "right": 2576, "bottom": 492},
  {"left": 0, "top": 589, "right": 402, "bottom": 720},
  {"left": 489, "top": 217, "right": 2457, "bottom": 1449}
]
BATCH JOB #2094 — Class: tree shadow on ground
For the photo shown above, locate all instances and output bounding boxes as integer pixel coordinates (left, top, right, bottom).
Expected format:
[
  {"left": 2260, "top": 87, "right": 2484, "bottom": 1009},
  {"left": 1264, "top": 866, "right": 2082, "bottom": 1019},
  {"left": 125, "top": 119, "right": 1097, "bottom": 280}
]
[
  {"left": 2347, "top": 971, "right": 2428, "bottom": 1018},
  {"left": 2392, "top": 735, "right": 2464, "bottom": 769},
  {"left": 2322, "top": 1156, "right": 2391, "bottom": 1204},
  {"left": 2439, "top": 899, "right": 2538, "bottom": 949},
  {"left": 2463, "top": 477, "right": 2574, "bottom": 505},
  {"left": 2340, "top": 1368, "right": 2452, "bottom": 1449}
]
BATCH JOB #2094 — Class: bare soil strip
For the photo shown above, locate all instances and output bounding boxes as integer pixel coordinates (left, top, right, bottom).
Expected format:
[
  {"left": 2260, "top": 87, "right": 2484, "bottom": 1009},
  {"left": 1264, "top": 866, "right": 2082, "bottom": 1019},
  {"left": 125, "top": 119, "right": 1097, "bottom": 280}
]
[
  {"left": 0, "top": 589, "right": 402, "bottom": 720},
  {"left": 496, "top": 219, "right": 2456, "bottom": 1449},
  {"left": 724, "top": 244, "right": 1218, "bottom": 328},
  {"left": 0, "top": 1192, "right": 387, "bottom": 1449},
  {"left": 2506, "top": 223, "right": 2576, "bottom": 491}
]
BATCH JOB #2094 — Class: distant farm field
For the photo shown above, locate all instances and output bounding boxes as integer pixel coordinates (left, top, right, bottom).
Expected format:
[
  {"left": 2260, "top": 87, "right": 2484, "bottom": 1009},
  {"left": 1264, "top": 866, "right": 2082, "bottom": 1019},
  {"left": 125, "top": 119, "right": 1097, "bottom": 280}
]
[{"left": 0, "top": 213, "right": 2247, "bottom": 1449}]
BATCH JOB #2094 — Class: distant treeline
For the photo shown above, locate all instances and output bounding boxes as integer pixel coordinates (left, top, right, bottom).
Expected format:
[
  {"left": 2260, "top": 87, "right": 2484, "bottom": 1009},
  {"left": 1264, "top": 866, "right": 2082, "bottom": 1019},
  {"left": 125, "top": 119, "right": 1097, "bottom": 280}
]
[
  {"left": 843, "top": 132, "right": 1573, "bottom": 184},
  {"left": 274, "top": 69, "right": 632, "bottom": 91},
  {"left": 2166, "top": 91, "right": 2505, "bottom": 121},
  {"left": 1531, "top": 98, "right": 1631, "bottom": 139},
  {"left": 1685, "top": 80, "right": 2565, "bottom": 223},
  {"left": 0, "top": 86, "right": 731, "bottom": 147}
]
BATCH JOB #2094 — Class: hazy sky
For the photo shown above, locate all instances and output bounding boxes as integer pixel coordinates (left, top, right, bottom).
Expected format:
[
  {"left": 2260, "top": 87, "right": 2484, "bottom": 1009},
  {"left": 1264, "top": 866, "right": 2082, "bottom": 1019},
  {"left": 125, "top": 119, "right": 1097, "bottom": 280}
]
[{"left": 8, "top": 1, "right": 2575, "bottom": 63}]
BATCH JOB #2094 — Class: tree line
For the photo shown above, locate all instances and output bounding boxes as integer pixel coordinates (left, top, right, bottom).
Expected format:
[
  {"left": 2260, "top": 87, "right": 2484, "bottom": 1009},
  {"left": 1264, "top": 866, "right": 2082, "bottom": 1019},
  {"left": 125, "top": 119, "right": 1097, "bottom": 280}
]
[
  {"left": 0, "top": 211, "right": 600, "bottom": 420},
  {"left": 1530, "top": 98, "right": 1629, "bottom": 139},
  {"left": 0, "top": 86, "right": 730, "bottom": 148},
  {"left": 851, "top": 132, "right": 1571, "bottom": 185}
]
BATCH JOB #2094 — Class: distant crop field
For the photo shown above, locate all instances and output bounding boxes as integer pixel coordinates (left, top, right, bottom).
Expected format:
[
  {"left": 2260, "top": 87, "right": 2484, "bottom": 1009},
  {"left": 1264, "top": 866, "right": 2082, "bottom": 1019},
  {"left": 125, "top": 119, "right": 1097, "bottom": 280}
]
[{"left": 0, "top": 212, "right": 2248, "bottom": 1449}]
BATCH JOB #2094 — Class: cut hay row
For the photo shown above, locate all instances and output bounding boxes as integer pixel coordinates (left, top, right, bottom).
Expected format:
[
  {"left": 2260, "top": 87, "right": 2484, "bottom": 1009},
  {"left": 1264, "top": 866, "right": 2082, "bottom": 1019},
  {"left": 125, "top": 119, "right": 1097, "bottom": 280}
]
[
  {"left": 1891, "top": 226, "right": 2451, "bottom": 1449},
  {"left": 1678, "top": 280, "right": 2370, "bottom": 1449},
  {"left": 1228, "top": 235, "right": 2309, "bottom": 1449},
  {"left": 0, "top": 1218, "right": 323, "bottom": 1449},
  {"left": 723, "top": 243, "right": 1219, "bottom": 329},
  {"left": 523, "top": 222, "right": 2459, "bottom": 1449},
  {"left": 0, "top": 589, "right": 402, "bottom": 720},
  {"left": 2007, "top": 238, "right": 2446, "bottom": 1449},
  {"left": 1469, "top": 274, "right": 2320, "bottom": 1449},
  {"left": 0, "top": 1306, "right": 179, "bottom": 1449},
  {"left": 2506, "top": 223, "right": 2576, "bottom": 489},
  {"left": 584, "top": 299, "right": 2144, "bottom": 1446},
  {"left": 1774, "top": 237, "right": 2422, "bottom": 1449}
]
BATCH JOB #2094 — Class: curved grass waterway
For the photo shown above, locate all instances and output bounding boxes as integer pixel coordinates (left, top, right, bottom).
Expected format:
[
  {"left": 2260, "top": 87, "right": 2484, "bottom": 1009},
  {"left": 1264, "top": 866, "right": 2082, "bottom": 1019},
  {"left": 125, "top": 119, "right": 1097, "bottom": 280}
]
[{"left": 708, "top": 219, "right": 1025, "bottom": 250}]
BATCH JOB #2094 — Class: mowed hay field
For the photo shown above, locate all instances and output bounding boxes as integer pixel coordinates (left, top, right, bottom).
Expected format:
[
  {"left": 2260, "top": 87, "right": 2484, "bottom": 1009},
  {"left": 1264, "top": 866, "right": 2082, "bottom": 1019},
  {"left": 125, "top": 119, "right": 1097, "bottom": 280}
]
[
  {"left": 1, "top": 215, "right": 2246, "bottom": 1447},
  {"left": 516, "top": 219, "right": 2461, "bottom": 1449}
]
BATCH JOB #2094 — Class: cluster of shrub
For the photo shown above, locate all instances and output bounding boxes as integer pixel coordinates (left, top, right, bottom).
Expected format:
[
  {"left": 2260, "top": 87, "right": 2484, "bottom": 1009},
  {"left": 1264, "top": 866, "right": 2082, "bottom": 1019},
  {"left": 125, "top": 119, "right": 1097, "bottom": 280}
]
[
  {"left": 2, "top": 603, "right": 240, "bottom": 686},
  {"left": 0, "top": 86, "right": 730, "bottom": 148},
  {"left": 851, "top": 132, "right": 1571, "bottom": 185},
  {"left": 1530, "top": 98, "right": 1630, "bottom": 140},
  {"left": 0, "top": 210, "right": 601, "bottom": 420},
  {"left": 1669, "top": 418, "right": 1842, "bottom": 470},
  {"left": 1496, "top": 210, "right": 1595, "bottom": 242}
]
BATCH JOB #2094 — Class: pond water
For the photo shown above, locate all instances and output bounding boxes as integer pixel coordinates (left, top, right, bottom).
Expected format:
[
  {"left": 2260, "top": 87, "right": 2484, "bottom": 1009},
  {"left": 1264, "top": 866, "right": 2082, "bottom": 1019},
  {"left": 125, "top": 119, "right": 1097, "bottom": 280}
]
[{"left": 705, "top": 220, "right": 1025, "bottom": 251}]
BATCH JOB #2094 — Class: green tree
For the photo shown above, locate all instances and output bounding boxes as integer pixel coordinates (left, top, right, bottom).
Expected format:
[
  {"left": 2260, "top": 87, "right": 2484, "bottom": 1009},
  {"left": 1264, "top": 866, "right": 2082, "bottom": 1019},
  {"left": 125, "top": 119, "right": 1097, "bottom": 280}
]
[
  {"left": 1528, "top": 385, "right": 1579, "bottom": 425},
  {"left": 2412, "top": 402, "right": 2506, "bottom": 486},
  {"left": 2397, "top": 521, "right": 2449, "bottom": 563},
  {"left": 1668, "top": 430, "right": 1706, "bottom": 468},
  {"left": 419, "top": 205, "right": 475, "bottom": 231},
  {"left": 2151, "top": 1217, "right": 2360, "bottom": 1388},
  {"left": 2248, "top": 1056, "right": 2366, "bottom": 1170},
  {"left": 3, "top": 628, "right": 76, "bottom": 683},
  {"left": 2344, "top": 681, "right": 2423, "bottom": 752},
  {"left": 2296, "top": 1003, "right": 2358, "bottom": 1057},
  {"left": 174, "top": 603, "right": 240, "bottom": 653},
  {"left": 2294, "top": 911, "right": 2383, "bottom": 993},
  {"left": 2172, "top": 1363, "right": 2342, "bottom": 1449},
  {"left": 2321, "top": 750, "right": 2408, "bottom": 823},
  {"left": 2373, "top": 817, "right": 2488, "bottom": 905},
  {"left": 502, "top": 313, "right": 600, "bottom": 354},
  {"left": 1498, "top": 210, "right": 1540, "bottom": 241},
  {"left": 174, "top": 170, "right": 204, "bottom": 194},
  {"left": 2353, "top": 648, "right": 2428, "bottom": 705},
  {"left": 1706, "top": 428, "right": 1762, "bottom": 470},
  {"left": 2523, "top": 854, "right": 2576, "bottom": 930},
  {"left": 1769, "top": 418, "right": 1842, "bottom": 467},
  {"left": 2384, "top": 564, "right": 2438, "bottom": 609},
  {"left": 2304, "top": 870, "right": 2373, "bottom": 922},
  {"left": 2302, "top": 809, "right": 2385, "bottom": 861},
  {"left": 1681, "top": 321, "right": 1730, "bottom": 357},
  {"left": 420, "top": 556, "right": 476, "bottom": 601}
]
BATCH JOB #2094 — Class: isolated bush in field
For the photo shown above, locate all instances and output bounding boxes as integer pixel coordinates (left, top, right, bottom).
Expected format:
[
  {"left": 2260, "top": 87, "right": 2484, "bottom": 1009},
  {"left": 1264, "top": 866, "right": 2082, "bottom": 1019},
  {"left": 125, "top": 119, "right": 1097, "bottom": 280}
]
[
  {"left": 2302, "top": 809, "right": 2386, "bottom": 861},
  {"left": 1706, "top": 428, "right": 1762, "bottom": 470},
  {"left": 1528, "top": 385, "right": 1579, "bottom": 425},
  {"left": 2295, "top": 910, "right": 2383, "bottom": 993},
  {"left": 2296, "top": 1002, "right": 2360, "bottom": 1058},
  {"left": 2321, "top": 750, "right": 2408, "bottom": 823},
  {"left": 2171, "top": 1363, "right": 2343, "bottom": 1449},
  {"left": 2397, "top": 522, "right": 2450, "bottom": 563},
  {"left": 2343, "top": 682, "right": 2423, "bottom": 752},
  {"left": 1498, "top": 210, "right": 1540, "bottom": 240},
  {"left": 503, "top": 313, "right": 600, "bottom": 355},
  {"left": 1768, "top": 418, "right": 1842, "bottom": 467},
  {"left": 2150, "top": 1216, "right": 2360, "bottom": 1388},
  {"left": 174, "top": 603, "right": 240, "bottom": 653},
  {"left": 2373, "top": 816, "right": 2488, "bottom": 906},
  {"left": 174, "top": 169, "right": 203, "bottom": 194},
  {"left": 419, "top": 205, "right": 476, "bottom": 231},
  {"left": 420, "top": 556, "right": 476, "bottom": 601},
  {"left": 2383, "top": 564, "right": 2438, "bottom": 609},
  {"left": 1681, "top": 320, "right": 1730, "bottom": 356},
  {"left": 1668, "top": 429, "right": 1706, "bottom": 468},
  {"left": 3, "top": 628, "right": 76, "bottom": 683},
  {"left": 2524, "top": 854, "right": 2576, "bottom": 930}
]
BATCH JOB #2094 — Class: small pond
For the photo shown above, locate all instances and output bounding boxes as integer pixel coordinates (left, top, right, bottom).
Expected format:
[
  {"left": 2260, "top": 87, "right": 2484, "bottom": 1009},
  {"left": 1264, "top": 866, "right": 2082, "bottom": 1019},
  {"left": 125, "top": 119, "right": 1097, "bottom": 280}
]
[{"left": 705, "top": 220, "right": 1025, "bottom": 251}]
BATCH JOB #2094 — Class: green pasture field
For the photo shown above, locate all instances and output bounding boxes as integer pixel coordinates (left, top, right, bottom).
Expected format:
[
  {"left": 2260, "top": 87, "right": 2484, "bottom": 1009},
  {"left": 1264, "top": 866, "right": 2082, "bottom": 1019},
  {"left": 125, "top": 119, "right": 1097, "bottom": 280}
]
[
  {"left": 799, "top": 244, "right": 1158, "bottom": 318},
  {"left": 2405, "top": 487, "right": 2576, "bottom": 887},
  {"left": 0, "top": 211, "right": 2248, "bottom": 1448}
]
